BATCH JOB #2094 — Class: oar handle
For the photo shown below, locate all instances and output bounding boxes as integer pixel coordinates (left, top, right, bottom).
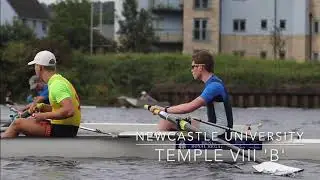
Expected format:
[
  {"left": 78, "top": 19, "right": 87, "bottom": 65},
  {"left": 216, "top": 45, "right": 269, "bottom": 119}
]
[
  {"left": 144, "top": 104, "right": 161, "bottom": 115},
  {"left": 144, "top": 104, "right": 152, "bottom": 110}
]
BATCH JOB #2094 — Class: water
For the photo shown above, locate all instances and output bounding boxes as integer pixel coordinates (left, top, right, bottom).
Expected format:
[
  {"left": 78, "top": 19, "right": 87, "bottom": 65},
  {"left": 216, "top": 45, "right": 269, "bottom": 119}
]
[{"left": 1, "top": 105, "right": 320, "bottom": 180}]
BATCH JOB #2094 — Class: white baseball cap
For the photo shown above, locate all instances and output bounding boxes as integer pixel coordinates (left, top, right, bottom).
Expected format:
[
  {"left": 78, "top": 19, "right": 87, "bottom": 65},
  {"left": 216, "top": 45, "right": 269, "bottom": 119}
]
[{"left": 27, "top": 50, "right": 56, "bottom": 66}]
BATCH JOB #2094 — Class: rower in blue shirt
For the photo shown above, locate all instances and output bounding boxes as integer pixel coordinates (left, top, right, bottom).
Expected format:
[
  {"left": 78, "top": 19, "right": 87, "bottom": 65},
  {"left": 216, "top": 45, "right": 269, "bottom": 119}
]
[
  {"left": 150, "top": 50, "right": 233, "bottom": 137},
  {"left": 22, "top": 75, "right": 49, "bottom": 111}
]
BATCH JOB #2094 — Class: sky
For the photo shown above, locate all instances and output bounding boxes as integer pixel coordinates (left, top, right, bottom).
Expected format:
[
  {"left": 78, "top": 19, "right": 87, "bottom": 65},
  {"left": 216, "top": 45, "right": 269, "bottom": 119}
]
[{"left": 39, "top": 0, "right": 111, "bottom": 5}]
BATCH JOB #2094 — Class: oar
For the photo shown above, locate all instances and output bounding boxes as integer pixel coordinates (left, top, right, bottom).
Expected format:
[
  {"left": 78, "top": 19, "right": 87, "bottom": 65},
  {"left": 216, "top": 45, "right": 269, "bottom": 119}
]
[
  {"left": 79, "top": 126, "right": 118, "bottom": 137},
  {"left": 144, "top": 105, "right": 303, "bottom": 176},
  {"left": 189, "top": 117, "right": 259, "bottom": 139},
  {"left": 6, "top": 104, "right": 31, "bottom": 119},
  {"left": 187, "top": 117, "right": 297, "bottom": 142}
]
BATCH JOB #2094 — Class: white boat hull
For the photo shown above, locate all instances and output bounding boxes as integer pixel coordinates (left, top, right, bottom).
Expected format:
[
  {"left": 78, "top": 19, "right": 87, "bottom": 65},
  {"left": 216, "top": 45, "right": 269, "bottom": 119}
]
[
  {"left": 1, "top": 122, "right": 261, "bottom": 134},
  {"left": 1, "top": 124, "right": 319, "bottom": 161}
]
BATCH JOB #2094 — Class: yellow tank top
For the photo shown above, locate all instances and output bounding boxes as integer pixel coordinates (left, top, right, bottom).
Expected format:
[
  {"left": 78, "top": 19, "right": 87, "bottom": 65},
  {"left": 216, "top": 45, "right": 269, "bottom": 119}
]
[{"left": 48, "top": 74, "right": 81, "bottom": 126}]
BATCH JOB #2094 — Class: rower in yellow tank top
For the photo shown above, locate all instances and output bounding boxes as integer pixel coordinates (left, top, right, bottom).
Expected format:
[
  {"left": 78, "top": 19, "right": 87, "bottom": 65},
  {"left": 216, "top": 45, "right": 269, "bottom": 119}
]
[
  {"left": 48, "top": 74, "right": 81, "bottom": 127},
  {"left": 1, "top": 50, "right": 82, "bottom": 138}
]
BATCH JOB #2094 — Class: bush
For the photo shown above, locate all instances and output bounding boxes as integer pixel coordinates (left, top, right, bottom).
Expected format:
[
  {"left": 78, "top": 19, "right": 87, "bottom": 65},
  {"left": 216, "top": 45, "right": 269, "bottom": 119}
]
[
  {"left": 28, "top": 38, "right": 72, "bottom": 67},
  {"left": 0, "top": 41, "right": 35, "bottom": 102},
  {"left": 2, "top": 51, "right": 320, "bottom": 105}
]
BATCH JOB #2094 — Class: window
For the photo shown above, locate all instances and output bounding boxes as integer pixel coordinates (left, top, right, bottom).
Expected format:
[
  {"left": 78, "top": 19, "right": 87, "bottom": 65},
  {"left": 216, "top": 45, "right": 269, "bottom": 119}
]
[
  {"left": 314, "top": 21, "right": 319, "bottom": 34},
  {"left": 279, "top": 50, "right": 286, "bottom": 59},
  {"left": 313, "top": 52, "right": 319, "bottom": 61},
  {"left": 239, "top": 51, "right": 245, "bottom": 57},
  {"left": 194, "top": 0, "right": 209, "bottom": 9},
  {"left": 193, "top": 18, "right": 209, "bottom": 41},
  {"left": 279, "top": 19, "right": 286, "bottom": 30},
  {"left": 33, "top": 20, "right": 37, "bottom": 29},
  {"left": 261, "top": 19, "right": 267, "bottom": 30},
  {"left": 42, "top": 21, "right": 47, "bottom": 32},
  {"left": 233, "top": 50, "right": 245, "bottom": 57},
  {"left": 21, "top": 18, "right": 26, "bottom": 25},
  {"left": 260, "top": 51, "right": 267, "bottom": 59},
  {"left": 233, "top": 19, "right": 246, "bottom": 32},
  {"left": 193, "top": 49, "right": 209, "bottom": 53}
]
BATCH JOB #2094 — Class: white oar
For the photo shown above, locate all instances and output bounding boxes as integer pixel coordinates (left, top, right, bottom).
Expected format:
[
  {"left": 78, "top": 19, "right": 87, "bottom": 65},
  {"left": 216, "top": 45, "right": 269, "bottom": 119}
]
[
  {"left": 187, "top": 117, "right": 300, "bottom": 142},
  {"left": 79, "top": 126, "right": 118, "bottom": 137},
  {"left": 189, "top": 117, "right": 259, "bottom": 139},
  {"left": 144, "top": 105, "right": 303, "bottom": 176}
]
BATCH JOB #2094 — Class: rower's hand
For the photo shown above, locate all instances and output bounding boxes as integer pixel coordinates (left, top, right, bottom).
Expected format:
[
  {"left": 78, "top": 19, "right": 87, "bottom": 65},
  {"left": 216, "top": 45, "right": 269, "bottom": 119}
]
[
  {"left": 29, "top": 113, "right": 46, "bottom": 122},
  {"left": 149, "top": 105, "right": 164, "bottom": 114},
  {"left": 29, "top": 103, "right": 43, "bottom": 113}
]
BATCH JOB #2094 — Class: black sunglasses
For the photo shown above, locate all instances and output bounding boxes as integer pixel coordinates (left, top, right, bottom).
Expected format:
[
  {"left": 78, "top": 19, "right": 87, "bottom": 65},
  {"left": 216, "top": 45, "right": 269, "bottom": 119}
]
[{"left": 191, "top": 64, "right": 205, "bottom": 69}]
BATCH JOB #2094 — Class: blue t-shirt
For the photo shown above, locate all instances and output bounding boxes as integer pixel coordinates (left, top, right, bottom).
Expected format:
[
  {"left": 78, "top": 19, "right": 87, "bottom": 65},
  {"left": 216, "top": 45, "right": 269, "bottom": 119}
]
[
  {"left": 200, "top": 75, "right": 227, "bottom": 104},
  {"left": 38, "top": 84, "right": 49, "bottom": 104},
  {"left": 199, "top": 75, "right": 233, "bottom": 128}
]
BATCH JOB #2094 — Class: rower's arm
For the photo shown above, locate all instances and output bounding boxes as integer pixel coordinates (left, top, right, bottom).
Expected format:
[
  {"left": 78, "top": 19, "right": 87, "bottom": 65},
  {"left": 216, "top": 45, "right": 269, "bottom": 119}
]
[
  {"left": 21, "top": 96, "right": 47, "bottom": 112},
  {"left": 40, "top": 103, "right": 52, "bottom": 112},
  {"left": 166, "top": 97, "right": 206, "bottom": 114},
  {"left": 41, "top": 98, "right": 74, "bottom": 120}
]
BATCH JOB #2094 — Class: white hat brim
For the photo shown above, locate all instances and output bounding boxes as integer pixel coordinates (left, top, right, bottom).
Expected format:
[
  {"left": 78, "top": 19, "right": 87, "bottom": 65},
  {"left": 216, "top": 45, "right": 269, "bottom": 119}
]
[{"left": 27, "top": 60, "right": 36, "bottom": 65}]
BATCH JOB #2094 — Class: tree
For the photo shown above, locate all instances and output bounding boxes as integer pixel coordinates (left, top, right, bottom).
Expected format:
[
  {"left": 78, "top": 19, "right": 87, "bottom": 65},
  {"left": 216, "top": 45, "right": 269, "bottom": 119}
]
[
  {"left": 270, "top": 26, "right": 286, "bottom": 60},
  {"left": 118, "top": 0, "right": 157, "bottom": 52},
  {"left": 0, "top": 18, "right": 36, "bottom": 47},
  {"left": 92, "top": 1, "right": 114, "bottom": 24},
  {"left": 49, "top": 0, "right": 92, "bottom": 51}
]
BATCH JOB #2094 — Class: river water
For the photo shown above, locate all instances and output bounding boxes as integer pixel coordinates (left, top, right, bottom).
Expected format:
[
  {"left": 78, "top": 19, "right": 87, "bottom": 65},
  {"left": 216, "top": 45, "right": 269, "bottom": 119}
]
[{"left": 1, "top": 105, "right": 320, "bottom": 180}]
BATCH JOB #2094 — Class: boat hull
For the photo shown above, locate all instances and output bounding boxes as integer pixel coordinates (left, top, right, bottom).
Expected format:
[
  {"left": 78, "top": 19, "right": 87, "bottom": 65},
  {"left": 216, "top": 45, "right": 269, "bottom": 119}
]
[
  {"left": 1, "top": 134, "right": 318, "bottom": 161},
  {"left": 1, "top": 122, "right": 261, "bottom": 134}
]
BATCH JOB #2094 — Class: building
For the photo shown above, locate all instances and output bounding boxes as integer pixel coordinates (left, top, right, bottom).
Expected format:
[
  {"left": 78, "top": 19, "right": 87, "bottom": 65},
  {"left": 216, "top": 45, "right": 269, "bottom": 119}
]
[
  {"left": 311, "top": 0, "right": 320, "bottom": 61},
  {"left": 183, "top": 0, "right": 320, "bottom": 62},
  {"left": 0, "top": 0, "right": 50, "bottom": 39},
  {"left": 106, "top": 0, "right": 183, "bottom": 52},
  {"left": 183, "top": 0, "right": 220, "bottom": 56},
  {"left": 149, "top": 0, "right": 183, "bottom": 51}
]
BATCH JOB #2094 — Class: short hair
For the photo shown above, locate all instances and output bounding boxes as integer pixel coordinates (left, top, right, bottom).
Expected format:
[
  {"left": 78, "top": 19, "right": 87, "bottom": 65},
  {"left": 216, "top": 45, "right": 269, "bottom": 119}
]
[
  {"left": 43, "top": 65, "right": 56, "bottom": 72},
  {"left": 192, "top": 50, "right": 214, "bottom": 73}
]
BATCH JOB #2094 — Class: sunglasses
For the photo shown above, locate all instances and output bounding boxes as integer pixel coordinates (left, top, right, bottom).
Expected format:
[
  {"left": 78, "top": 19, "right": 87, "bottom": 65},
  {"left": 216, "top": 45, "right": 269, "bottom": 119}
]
[{"left": 191, "top": 64, "right": 205, "bottom": 69}]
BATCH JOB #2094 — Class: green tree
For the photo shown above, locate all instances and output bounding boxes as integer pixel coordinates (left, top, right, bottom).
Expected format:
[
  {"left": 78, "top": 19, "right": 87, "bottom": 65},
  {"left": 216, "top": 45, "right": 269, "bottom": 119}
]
[
  {"left": 270, "top": 26, "right": 286, "bottom": 60},
  {"left": 0, "top": 41, "right": 35, "bottom": 103},
  {"left": 92, "top": 1, "right": 114, "bottom": 24},
  {"left": 0, "top": 18, "right": 36, "bottom": 47},
  {"left": 49, "top": 0, "right": 91, "bottom": 50},
  {"left": 118, "top": 0, "right": 157, "bottom": 52}
]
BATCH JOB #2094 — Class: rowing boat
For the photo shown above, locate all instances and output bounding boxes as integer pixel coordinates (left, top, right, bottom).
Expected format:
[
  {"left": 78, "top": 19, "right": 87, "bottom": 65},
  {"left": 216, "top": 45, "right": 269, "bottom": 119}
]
[
  {"left": 0, "top": 104, "right": 310, "bottom": 175},
  {"left": 0, "top": 122, "right": 260, "bottom": 133},
  {"left": 1, "top": 122, "right": 319, "bottom": 162}
]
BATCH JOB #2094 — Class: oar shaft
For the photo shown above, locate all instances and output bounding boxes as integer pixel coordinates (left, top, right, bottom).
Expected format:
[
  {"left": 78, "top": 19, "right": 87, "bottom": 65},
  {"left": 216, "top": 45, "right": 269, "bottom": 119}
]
[
  {"left": 144, "top": 104, "right": 264, "bottom": 164},
  {"left": 79, "top": 126, "right": 117, "bottom": 137},
  {"left": 191, "top": 117, "right": 251, "bottom": 138},
  {"left": 216, "top": 138, "right": 264, "bottom": 163}
]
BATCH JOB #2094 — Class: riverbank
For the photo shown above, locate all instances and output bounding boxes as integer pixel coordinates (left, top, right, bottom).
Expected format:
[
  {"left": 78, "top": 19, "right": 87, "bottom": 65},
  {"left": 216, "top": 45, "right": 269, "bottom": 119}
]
[{"left": 2, "top": 52, "right": 320, "bottom": 107}]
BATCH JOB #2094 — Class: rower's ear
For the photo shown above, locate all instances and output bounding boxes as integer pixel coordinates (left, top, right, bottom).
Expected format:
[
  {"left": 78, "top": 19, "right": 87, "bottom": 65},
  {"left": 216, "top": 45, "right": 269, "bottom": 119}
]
[{"left": 39, "top": 65, "right": 44, "bottom": 72}]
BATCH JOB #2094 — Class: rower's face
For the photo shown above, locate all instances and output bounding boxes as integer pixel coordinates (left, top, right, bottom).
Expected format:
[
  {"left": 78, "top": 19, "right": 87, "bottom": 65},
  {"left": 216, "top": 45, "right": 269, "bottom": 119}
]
[
  {"left": 34, "top": 64, "right": 43, "bottom": 80},
  {"left": 34, "top": 64, "right": 40, "bottom": 76},
  {"left": 191, "top": 61, "right": 202, "bottom": 80}
]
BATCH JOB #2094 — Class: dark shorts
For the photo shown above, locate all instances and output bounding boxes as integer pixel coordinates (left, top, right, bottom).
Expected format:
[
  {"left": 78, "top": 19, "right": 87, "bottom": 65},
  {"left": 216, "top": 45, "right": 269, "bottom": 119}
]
[{"left": 38, "top": 121, "right": 78, "bottom": 137}]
